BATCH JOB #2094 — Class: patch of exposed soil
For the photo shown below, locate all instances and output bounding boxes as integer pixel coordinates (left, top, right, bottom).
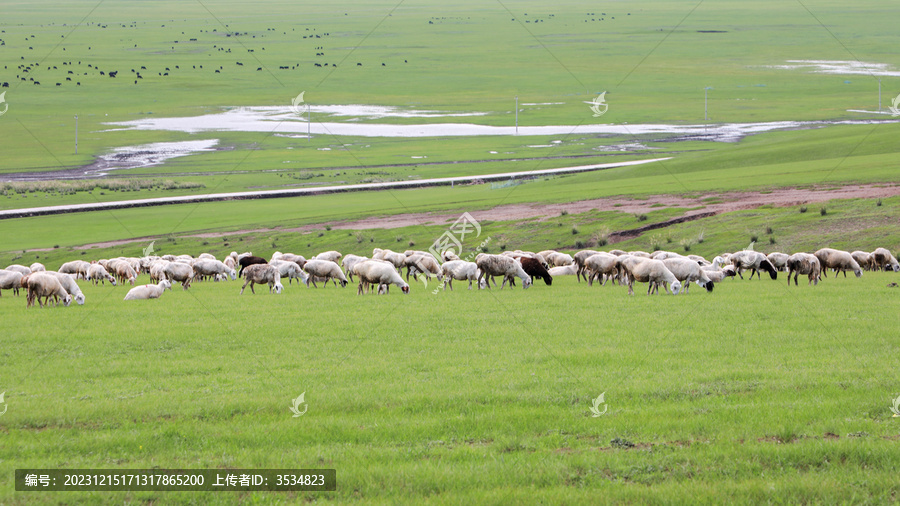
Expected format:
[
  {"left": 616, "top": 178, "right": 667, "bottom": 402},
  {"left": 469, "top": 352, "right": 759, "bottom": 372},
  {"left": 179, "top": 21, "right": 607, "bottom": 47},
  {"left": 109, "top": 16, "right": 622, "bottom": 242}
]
[{"left": 70, "top": 183, "right": 900, "bottom": 250}]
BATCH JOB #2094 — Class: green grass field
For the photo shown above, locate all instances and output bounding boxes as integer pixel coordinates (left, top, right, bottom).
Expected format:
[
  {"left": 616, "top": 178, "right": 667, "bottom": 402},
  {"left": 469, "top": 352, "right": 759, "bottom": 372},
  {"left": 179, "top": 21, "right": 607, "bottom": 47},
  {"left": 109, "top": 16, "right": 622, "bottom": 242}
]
[{"left": 2, "top": 0, "right": 900, "bottom": 503}]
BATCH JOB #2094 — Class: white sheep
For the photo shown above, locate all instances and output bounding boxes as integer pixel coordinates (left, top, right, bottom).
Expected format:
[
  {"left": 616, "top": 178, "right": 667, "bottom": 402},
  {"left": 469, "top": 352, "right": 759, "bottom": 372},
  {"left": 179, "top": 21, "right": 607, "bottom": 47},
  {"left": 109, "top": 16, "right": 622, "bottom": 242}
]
[
  {"left": 766, "top": 252, "right": 790, "bottom": 272},
  {"left": 223, "top": 256, "right": 237, "bottom": 270},
  {"left": 662, "top": 257, "right": 714, "bottom": 294},
  {"left": 240, "top": 264, "right": 283, "bottom": 294},
  {"left": 279, "top": 253, "right": 307, "bottom": 268},
  {"left": 198, "top": 253, "right": 217, "bottom": 261},
  {"left": 341, "top": 254, "right": 368, "bottom": 281},
  {"left": 545, "top": 252, "right": 574, "bottom": 267},
  {"left": 475, "top": 254, "right": 532, "bottom": 290},
  {"left": 5, "top": 264, "right": 32, "bottom": 276},
  {"left": 193, "top": 259, "right": 237, "bottom": 282},
  {"left": 303, "top": 260, "right": 348, "bottom": 288},
  {"left": 149, "top": 260, "right": 169, "bottom": 283},
  {"left": 626, "top": 259, "right": 681, "bottom": 295},
  {"left": 573, "top": 249, "right": 600, "bottom": 282},
  {"left": 440, "top": 260, "right": 483, "bottom": 290},
  {"left": 405, "top": 253, "right": 442, "bottom": 281},
  {"left": 851, "top": 251, "right": 874, "bottom": 271},
  {"left": 786, "top": 253, "right": 821, "bottom": 286},
  {"left": 115, "top": 262, "right": 138, "bottom": 285},
  {"left": 29, "top": 262, "right": 46, "bottom": 272},
  {"left": 46, "top": 271, "right": 86, "bottom": 305},
  {"left": 814, "top": 248, "right": 862, "bottom": 278},
  {"left": 86, "top": 263, "right": 117, "bottom": 286},
  {"left": 124, "top": 280, "right": 173, "bottom": 300},
  {"left": 0, "top": 269, "right": 24, "bottom": 296},
  {"left": 702, "top": 265, "right": 736, "bottom": 283},
  {"left": 163, "top": 262, "right": 194, "bottom": 289},
  {"left": 872, "top": 247, "right": 900, "bottom": 272},
  {"left": 354, "top": 260, "right": 410, "bottom": 295},
  {"left": 585, "top": 253, "right": 621, "bottom": 287},
  {"left": 24, "top": 272, "right": 72, "bottom": 308},
  {"left": 730, "top": 250, "right": 778, "bottom": 280},
  {"left": 58, "top": 260, "right": 89, "bottom": 279},
  {"left": 548, "top": 264, "right": 577, "bottom": 276},
  {"left": 314, "top": 250, "right": 343, "bottom": 264},
  {"left": 269, "top": 259, "right": 307, "bottom": 285}
]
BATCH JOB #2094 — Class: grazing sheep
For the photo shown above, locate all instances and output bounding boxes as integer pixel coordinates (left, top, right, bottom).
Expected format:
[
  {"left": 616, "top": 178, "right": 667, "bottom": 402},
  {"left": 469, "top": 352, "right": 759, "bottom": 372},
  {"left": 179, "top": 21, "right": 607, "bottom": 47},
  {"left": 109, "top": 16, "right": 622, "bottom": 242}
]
[
  {"left": 124, "top": 280, "right": 172, "bottom": 300},
  {"left": 573, "top": 250, "right": 599, "bottom": 282},
  {"left": 650, "top": 250, "right": 683, "bottom": 261},
  {"left": 626, "top": 259, "right": 681, "bottom": 296},
  {"left": 518, "top": 257, "right": 552, "bottom": 285},
  {"left": 193, "top": 259, "right": 237, "bottom": 282},
  {"left": 628, "top": 251, "right": 652, "bottom": 258},
  {"left": 608, "top": 249, "right": 627, "bottom": 256},
  {"left": 29, "top": 262, "right": 46, "bottom": 272},
  {"left": 223, "top": 256, "right": 236, "bottom": 270},
  {"left": 269, "top": 259, "right": 307, "bottom": 285},
  {"left": 379, "top": 250, "right": 407, "bottom": 271},
  {"left": 279, "top": 253, "right": 307, "bottom": 268},
  {"left": 615, "top": 254, "right": 648, "bottom": 286},
  {"left": 23, "top": 272, "right": 72, "bottom": 308},
  {"left": 872, "top": 247, "right": 900, "bottom": 272},
  {"left": 440, "top": 260, "right": 483, "bottom": 290},
  {"left": 730, "top": 250, "right": 778, "bottom": 280},
  {"left": 5, "top": 264, "right": 32, "bottom": 276},
  {"left": 584, "top": 253, "right": 620, "bottom": 286},
  {"left": 405, "top": 254, "right": 441, "bottom": 282},
  {"left": 786, "top": 253, "right": 821, "bottom": 286},
  {"left": 703, "top": 265, "right": 736, "bottom": 283},
  {"left": 537, "top": 250, "right": 557, "bottom": 262},
  {"left": 545, "top": 252, "right": 574, "bottom": 267},
  {"left": 686, "top": 254, "right": 711, "bottom": 266},
  {"left": 198, "top": 253, "right": 216, "bottom": 261},
  {"left": 163, "top": 262, "right": 194, "bottom": 289},
  {"left": 814, "top": 248, "right": 862, "bottom": 278},
  {"left": 850, "top": 251, "right": 874, "bottom": 271},
  {"left": 149, "top": 260, "right": 169, "bottom": 283},
  {"left": 341, "top": 254, "right": 368, "bottom": 281},
  {"left": 765, "top": 252, "right": 790, "bottom": 272},
  {"left": 46, "top": 271, "right": 85, "bottom": 305},
  {"left": 240, "top": 264, "right": 283, "bottom": 294},
  {"left": 303, "top": 260, "right": 348, "bottom": 288},
  {"left": 354, "top": 260, "right": 410, "bottom": 295},
  {"left": 548, "top": 264, "right": 578, "bottom": 276},
  {"left": 238, "top": 255, "right": 267, "bottom": 277},
  {"left": 314, "top": 250, "right": 342, "bottom": 264},
  {"left": 441, "top": 250, "right": 461, "bottom": 262},
  {"left": 662, "top": 257, "right": 714, "bottom": 294},
  {"left": 58, "top": 260, "right": 91, "bottom": 279},
  {"left": 115, "top": 262, "right": 138, "bottom": 285},
  {"left": 0, "top": 269, "right": 24, "bottom": 296},
  {"left": 475, "top": 254, "right": 531, "bottom": 290}
]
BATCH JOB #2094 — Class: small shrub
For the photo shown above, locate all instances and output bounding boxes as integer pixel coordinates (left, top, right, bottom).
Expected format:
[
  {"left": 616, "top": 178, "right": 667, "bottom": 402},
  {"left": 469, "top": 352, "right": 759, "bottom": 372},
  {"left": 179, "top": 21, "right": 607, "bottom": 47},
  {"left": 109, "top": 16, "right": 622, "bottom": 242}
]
[
  {"left": 820, "top": 207, "right": 827, "bottom": 216},
  {"left": 317, "top": 232, "right": 324, "bottom": 237},
  {"left": 81, "top": 251, "right": 86, "bottom": 256},
  {"left": 480, "top": 245, "right": 490, "bottom": 253},
  {"left": 202, "top": 241, "right": 209, "bottom": 246},
  {"left": 876, "top": 199, "right": 882, "bottom": 206},
  {"left": 649, "top": 234, "right": 663, "bottom": 252},
  {"left": 53, "top": 244, "right": 59, "bottom": 249},
  {"left": 799, "top": 206, "right": 808, "bottom": 213},
  {"left": 666, "top": 234, "right": 673, "bottom": 244},
  {"left": 408, "top": 240, "right": 415, "bottom": 247},
  {"left": 498, "top": 244, "right": 507, "bottom": 251},
  {"left": 557, "top": 222, "right": 563, "bottom": 227},
  {"left": 325, "top": 225, "right": 332, "bottom": 231},
  {"left": 575, "top": 239, "right": 586, "bottom": 248},
  {"left": 680, "top": 238, "right": 692, "bottom": 252},
  {"left": 370, "top": 238, "right": 374, "bottom": 243},
  {"left": 750, "top": 234, "right": 759, "bottom": 242},
  {"left": 769, "top": 236, "right": 776, "bottom": 245},
  {"left": 765, "top": 225, "right": 773, "bottom": 235},
  {"left": 272, "top": 241, "right": 279, "bottom": 247},
  {"left": 395, "top": 235, "right": 403, "bottom": 242},
  {"left": 571, "top": 225, "right": 579, "bottom": 235},
  {"left": 560, "top": 210, "right": 569, "bottom": 216},
  {"left": 697, "top": 230, "right": 705, "bottom": 244},
  {"left": 636, "top": 214, "right": 648, "bottom": 222}
]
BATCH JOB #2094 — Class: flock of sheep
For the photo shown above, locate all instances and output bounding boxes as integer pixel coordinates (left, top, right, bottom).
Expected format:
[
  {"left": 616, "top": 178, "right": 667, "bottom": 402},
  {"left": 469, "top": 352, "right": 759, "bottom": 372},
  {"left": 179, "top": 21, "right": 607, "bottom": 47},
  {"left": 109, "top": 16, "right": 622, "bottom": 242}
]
[{"left": 0, "top": 244, "right": 897, "bottom": 307}]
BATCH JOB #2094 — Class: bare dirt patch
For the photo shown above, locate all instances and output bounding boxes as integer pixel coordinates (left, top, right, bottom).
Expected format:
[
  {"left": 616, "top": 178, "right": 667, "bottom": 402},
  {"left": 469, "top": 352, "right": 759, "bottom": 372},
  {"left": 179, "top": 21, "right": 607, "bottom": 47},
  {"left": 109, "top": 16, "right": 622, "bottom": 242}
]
[{"left": 71, "top": 183, "right": 899, "bottom": 250}]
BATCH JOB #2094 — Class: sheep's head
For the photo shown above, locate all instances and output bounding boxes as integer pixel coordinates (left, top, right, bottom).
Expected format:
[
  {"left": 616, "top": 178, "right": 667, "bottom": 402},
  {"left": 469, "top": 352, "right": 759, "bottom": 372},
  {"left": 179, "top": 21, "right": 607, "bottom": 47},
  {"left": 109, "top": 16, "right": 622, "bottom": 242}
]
[
  {"left": 229, "top": 269, "right": 237, "bottom": 280},
  {"left": 109, "top": 276, "right": 117, "bottom": 286},
  {"left": 401, "top": 284, "right": 410, "bottom": 294},
  {"left": 854, "top": 269, "right": 862, "bottom": 278},
  {"left": 273, "top": 282, "right": 284, "bottom": 294},
  {"left": 75, "top": 293, "right": 86, "bottom": 305},
  {"left": 63, "top": 294, "right": 72, "bottom": 307},
  {"left": 161, "top": 280, "right": 173, "bottom": 291},
  {"left": 522, "top": 277, "right": 532, "bottom": 289},
  {"left": 339, "top": 279, "right": 348, "bottom": 288},
  {"left": 128, "top": 276, "right": 136, "bottom": 285},
  {"left": 702, "top": 280, "right": 714, "bottom": 292},
  {"left": 670, "top": 280, "right": 682, "bottom": 295}
]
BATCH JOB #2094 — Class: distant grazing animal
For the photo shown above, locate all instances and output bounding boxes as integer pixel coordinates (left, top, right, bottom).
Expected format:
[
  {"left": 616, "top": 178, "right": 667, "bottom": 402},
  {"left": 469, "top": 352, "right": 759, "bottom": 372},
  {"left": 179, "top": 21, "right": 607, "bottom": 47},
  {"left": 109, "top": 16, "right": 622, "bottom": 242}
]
[
  {"left": 23, "top": 272, "right": 71, "bottom": 308},
  {"left": 0, "top": 269, "right": 24, "bottom": 296},
  {"left": 786, "top": 253, "right": 821, "bottom": 286},
  {"left": 518, "top": 257, "right": 552, "bottom": 285},
  {"left": 303, "top": 260, "right": 348, "bottom": 288},
  {"left": 814, "top": 248, "right": 862, "bottom": 278},
  {"left": 240, "top": 264, "right": 283, "bottom": 294},
  {"left": 475, "top": 254, "right": 532, "bottom": 290},
  {"left": 872, "top": 247, "right": 900, "bottom": 272},
  {"left": 626, "top": 259, "right": 681, "bottom": 296},
  {"left": 730, "top": 250, "right": 777, "bottom": 280}
]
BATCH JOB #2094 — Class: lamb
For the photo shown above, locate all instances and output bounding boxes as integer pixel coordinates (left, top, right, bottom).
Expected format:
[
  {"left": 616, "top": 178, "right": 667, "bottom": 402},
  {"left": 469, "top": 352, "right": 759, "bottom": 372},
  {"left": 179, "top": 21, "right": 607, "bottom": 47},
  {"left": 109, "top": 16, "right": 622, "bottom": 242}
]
[
  {"left": 29, "top": 262, "right": 46, "bottom": 272},
  {"left": 850, "top": 251, "right": 874, "bottom": 271},
  {"left": 584, "top": 253, "right": 620, "bottom": 286},
  {"left": 238, "top": 255, "right": 267, "bottom": 277},
  {"left": 872, "top": 247, "right": 900, "bottom": 272},
  {"left": 193, "top": 259, "right": 237, "bottom": 282},
  {"left": 354, "top": 260, "right": 410, "bottom": 295},
  {"left": 5, "top": 264, "right": 32, "bottom": 275},
  {"left": 269, "top": 259, "right": 307, "bottom": 285},
  {"left": 124, "top": 280, "right": 172, "bottom": 300},
  {"left": 626, "top": 259, "right": 681, "bottom": 295},
  {"left": 46, "top": 271, "right": 86, "bottom": 305},
  {"left": 730, "top": 250, "right": 778, "bottom": 280},
  {"left": 702, "top": 265, "right": 736, "bottom": 283},
  {"left": 573, "top": 250, "right": 599, "bottom": 282},
  {"left": 518, "top": 257, "right": 552, "bottom": 285},
  {"left": 341, "top": 254, "right": 368, "bottom": 281},
  {"left": 163, "top": 261, "right": 194, "bottom": 289},
  {"left": 303, "top": 260, "right": 348, "bottom": 288},
  {"left": 786, "top": 253, "right": 821, "bottom": 286},
  {"left": 548, "top": 264, "right": 577, "bottom": 276},
  {"left": 23, "top": 272, "right": 72, "bottom": 308},
  {"left": 115, "top": 262, "right": 138, "bottom": 285},
  {"left": 475, "top": 254, "right": 531, "bottom": 290},
  {"left": 314, "top": 250, "right": 342, "bottom": 264},
  {"left": 662, "top": 257, "right": 714, "bottom": 293},
  {"left": 57, "top": 260, "right": 91, "bottom": 279},
  {"left": 814, "top": 248, "right": 862, "bottom": 278},
  {"left": 240, "top": 264, "right": 283, "bottom": 294},
  {"left": 0, "top": 269, "right": 24, "bottom": 296},
  {"left": 766, "top": 252, "right": 790, "bottom": 272},
  {"left": 405, "top": 254, "right": 441, "bottom": 281},
  {"left": 440, "top": 260, "right": 483, "bottom": 290},
  {"left": 545, "top": 252, "right": 574, "bottom": 267}
]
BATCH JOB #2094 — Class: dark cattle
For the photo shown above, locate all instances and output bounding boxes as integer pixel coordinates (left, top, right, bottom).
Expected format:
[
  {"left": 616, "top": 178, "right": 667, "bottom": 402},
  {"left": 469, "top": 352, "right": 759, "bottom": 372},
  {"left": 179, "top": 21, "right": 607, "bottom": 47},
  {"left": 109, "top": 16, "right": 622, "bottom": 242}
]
[
  {"left": 238, "top": 256, "right": 267, "bottom": 277},
  {"left": 519, "top": 257, "right": 553, "bottom": 285}
]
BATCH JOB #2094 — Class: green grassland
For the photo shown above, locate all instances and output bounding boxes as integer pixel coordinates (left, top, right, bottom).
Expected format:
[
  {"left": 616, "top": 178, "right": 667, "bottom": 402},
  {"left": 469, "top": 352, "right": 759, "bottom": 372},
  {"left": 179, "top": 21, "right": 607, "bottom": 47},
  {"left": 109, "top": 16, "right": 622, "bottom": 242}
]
[{"left": 3, "top": 0, "right": 900, "bottom": 503}]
